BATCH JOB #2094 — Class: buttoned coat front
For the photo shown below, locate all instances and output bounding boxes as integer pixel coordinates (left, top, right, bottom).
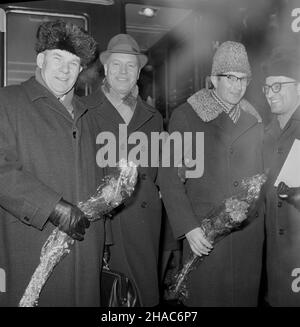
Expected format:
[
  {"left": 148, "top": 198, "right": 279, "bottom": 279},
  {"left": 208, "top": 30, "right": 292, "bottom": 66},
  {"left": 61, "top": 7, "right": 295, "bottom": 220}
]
[
  {"left": 263, "top": 107, "right": 300, "bottom": 306},
  {"left": 0, "top": 77, "right": 105, "bottom": 307},
  {"left": 158, "top": 89, "right": 265, "bottom": 306},
  {"left": 84, "top": 88, "right": 163, "bottom": 306}
]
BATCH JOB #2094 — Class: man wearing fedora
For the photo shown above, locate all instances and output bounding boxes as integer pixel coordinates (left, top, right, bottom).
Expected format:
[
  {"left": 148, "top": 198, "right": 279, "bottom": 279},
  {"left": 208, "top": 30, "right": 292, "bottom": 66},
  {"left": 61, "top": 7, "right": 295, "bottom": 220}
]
[
  {"left": 84, "top": 33, "right": 163, "bottom": 306},
  {"left": 0, "top": 20, "right": 105, "bottom": 306}
]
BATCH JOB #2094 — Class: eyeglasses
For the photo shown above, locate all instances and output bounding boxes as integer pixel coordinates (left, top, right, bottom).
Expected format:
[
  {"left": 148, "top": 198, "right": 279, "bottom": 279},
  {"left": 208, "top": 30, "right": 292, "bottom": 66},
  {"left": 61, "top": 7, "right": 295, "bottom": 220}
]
[
  {"left": 262, "top": 81, "right": 297, "bottom": 95},
  {"left": 217, "top": 74, "right": 251, "bottom": 86}
]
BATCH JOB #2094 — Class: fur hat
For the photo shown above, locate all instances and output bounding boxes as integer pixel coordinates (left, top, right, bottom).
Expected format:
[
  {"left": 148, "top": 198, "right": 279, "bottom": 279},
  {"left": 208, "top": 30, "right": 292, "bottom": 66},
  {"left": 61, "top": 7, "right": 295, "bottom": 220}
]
[
  {"left": 100, "top": 33, "right": 148, "bottom": 68},
  {"left": 211, "top": 41, "right": 251, "bottom": 77},
  {"left": 35, "top": 20, "right": 98, "bottom": 68},
  {"left": 262, "top": 46, "right": 300, "bottom": 81}
]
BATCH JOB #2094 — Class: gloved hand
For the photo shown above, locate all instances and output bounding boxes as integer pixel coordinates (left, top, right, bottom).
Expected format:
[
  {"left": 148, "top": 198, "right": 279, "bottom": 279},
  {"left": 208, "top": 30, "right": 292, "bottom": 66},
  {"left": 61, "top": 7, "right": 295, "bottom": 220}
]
[
  {"left": 277, "top": 181, "right": 300, "bottom": 211},
  {"left": 48, "top": 199, "right": 90, "bottom": 241}
]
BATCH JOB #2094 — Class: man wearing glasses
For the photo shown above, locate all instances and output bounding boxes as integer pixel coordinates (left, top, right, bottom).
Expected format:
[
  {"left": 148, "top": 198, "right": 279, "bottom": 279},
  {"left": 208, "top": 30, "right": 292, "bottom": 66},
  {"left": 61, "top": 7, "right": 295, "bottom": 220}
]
[
  {"left": 262, "top": 47, "right": 300, "bottom": 306},
  {"left": 159, "top": 41, "right": 264, "bottom": 306}
]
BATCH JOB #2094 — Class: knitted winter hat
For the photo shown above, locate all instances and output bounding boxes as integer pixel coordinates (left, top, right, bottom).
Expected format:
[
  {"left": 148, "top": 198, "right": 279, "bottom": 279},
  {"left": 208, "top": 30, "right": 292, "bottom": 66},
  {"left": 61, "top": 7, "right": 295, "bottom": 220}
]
[
  {"left": 211, "top": 41, "right": 251, "bottom": 77},
  {"left": 262, "top": 46, "right": 300, "bottom": 81},
  {"left": 35, "top": 20, "right": 98, "bottom": 68}
]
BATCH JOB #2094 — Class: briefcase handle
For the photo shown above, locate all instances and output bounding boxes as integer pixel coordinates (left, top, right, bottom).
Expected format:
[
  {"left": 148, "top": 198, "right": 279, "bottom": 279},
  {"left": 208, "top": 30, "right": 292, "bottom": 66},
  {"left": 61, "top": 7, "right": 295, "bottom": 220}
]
[{"left": 103, "top": 245, "right": 111, "bottom": 270}]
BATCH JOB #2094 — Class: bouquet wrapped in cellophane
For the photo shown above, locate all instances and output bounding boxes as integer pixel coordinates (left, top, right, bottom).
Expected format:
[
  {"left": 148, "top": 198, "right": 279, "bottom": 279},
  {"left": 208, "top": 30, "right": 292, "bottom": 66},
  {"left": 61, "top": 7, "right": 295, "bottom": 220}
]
[
  {"left": 166, "top": 173, "right": 267, "bottom": 302},
  {"left": 19, "top": 159, "right": 138, "bottom": 307}
]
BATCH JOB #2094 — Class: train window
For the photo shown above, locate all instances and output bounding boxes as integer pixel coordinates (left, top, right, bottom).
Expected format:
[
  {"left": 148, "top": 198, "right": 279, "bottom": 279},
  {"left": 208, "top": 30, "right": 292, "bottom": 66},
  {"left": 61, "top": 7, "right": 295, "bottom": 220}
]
[
  {"left": 125, "top": 2, "right": 193, "bottom": 119},
  {"left": 2, "top": 9, "right": 88, "bottom": 92}
]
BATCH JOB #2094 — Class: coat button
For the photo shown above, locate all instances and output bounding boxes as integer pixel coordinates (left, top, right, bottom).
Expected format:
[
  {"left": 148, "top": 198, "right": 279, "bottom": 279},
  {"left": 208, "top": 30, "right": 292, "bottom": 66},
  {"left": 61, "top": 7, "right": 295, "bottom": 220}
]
[
  {"left": 277, "top": 147, "right": 283, "bottom": 154},
  {"left": 233, "top": 181, "right": 239, "bottom": 187},
  {"left": 278, "top": 228, "right": 285, "bottom": 235},
  {"left": 255, "top": 211, "right": 259, "bottom": 218},
  {"left": 229, "top": 148, "right": 234, "bottom": 154},
  {"left": 141, "top": 201, "right": 147, "bottom": 208},
  {"left": 141, "top": 173, "right": 147, "bottom": 180},
  {"left": 278, "top": 201, "right": 283, "bottom": 208}
]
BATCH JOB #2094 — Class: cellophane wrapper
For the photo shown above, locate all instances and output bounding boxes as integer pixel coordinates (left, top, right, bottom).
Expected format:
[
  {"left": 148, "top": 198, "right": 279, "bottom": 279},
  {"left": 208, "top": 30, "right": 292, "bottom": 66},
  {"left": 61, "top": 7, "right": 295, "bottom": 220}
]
[
  {"left": 19, "top": 159, "right": 137, "bottom": 307},
  {"left": 166, "top": 173, "right": 267, "bottom": 302}
]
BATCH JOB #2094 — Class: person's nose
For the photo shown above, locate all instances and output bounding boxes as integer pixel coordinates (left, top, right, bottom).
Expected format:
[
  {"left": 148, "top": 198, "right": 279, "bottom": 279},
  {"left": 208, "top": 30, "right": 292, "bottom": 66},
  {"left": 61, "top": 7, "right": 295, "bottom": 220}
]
[
  {"left": 119, "top": 63, "right": 128, "bottom": 74},
  {"left": 60, "top": 61, "right": 69, "bottom": 74},
  {"left": 267, "top": 88, "right": 276, "bottom": 98},
  {"left": 234, "top": 79, "right": 243, "bottom": 90}
]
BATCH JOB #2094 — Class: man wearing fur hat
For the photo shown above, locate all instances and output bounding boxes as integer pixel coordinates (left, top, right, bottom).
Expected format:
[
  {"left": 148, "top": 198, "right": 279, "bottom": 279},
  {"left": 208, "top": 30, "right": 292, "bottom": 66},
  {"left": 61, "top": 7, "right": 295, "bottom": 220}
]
[
  {"left": 262, "top": 46, "right": 300, "bottom": 306},
  {"left": 159, "top": 41, "right": 264, "bottom": 306},
  {"left": 0, "top": 20, "right": 105, "bottom": 306},
  {"left": 84, "top": 34, "right": 163, "bottom": 306}
]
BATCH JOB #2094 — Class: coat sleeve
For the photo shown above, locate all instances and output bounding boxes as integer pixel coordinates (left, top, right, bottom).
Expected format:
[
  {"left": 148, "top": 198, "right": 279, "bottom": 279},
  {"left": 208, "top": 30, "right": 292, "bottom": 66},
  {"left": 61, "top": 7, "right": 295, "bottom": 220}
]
[
  {"left": 157, "top": 106, "right": 200, "bottom": 239},
  {"left": 0, "top": 98, "right": 62, "bottom": 230}
]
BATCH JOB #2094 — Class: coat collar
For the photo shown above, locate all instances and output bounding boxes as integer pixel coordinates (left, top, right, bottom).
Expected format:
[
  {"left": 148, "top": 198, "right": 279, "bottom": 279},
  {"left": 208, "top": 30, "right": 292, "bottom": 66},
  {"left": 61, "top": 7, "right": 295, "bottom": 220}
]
[
  {"left": 289, "top": 105, "right": 300, "bottom": 122},
  {"left": 84, "top": 87, "right": 156, "bottom": 132},
  {"left": 230, "top": 108, "right": 261, "bottom": 143},
  {"left": 265, "top": 106, "right": 300, "bottom": 141},
  {"left": 187, "top": 88, "right": 261, "bottom": 143},
  {"left": 187, "top": 88, "right": 262, "bottom": 123},
  {"left": 22, "top": 76, "right": 51, "bottom": 101},
  {"left": 128, "top": 97, "right": 155, "bottom": 132},
  {"left": 21, "top": 76, "right": 87, "bottom": 120},
  {"left": 265, "top": 106, "right": 300, "bottom": 130}
]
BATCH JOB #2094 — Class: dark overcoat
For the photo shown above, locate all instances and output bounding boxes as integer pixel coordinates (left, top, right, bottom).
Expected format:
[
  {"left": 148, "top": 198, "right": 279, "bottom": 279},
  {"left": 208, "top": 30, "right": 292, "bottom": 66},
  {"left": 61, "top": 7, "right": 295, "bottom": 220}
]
[
  {"left": 0, "top": 77, "right": 105, "bottom": 307},
  {"left": 84, "top": 88, "right": 163, "bottom": 306},
  {"left": 158, "top": 89, "right": 265, "bottom": 306},
  {"left": 263, "top": 107, "right": 300, "bottom": 306}
]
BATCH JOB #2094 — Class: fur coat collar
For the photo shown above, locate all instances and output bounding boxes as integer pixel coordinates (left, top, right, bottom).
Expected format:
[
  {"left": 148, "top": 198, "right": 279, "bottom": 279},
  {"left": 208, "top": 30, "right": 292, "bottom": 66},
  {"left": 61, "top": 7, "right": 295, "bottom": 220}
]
[{"left": 187, "top": 88, "right": 262, "bottom": 123}]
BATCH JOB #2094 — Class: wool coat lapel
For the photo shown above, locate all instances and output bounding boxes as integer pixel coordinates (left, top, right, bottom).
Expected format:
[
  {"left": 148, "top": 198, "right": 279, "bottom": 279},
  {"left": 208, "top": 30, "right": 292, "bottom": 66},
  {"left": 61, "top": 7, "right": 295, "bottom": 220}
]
[
  {"left": 84, "top": 88, "right": 155, "bottom": 133},
  {"left": 127, "top": 97, "right": 155, "bottom": 133}
]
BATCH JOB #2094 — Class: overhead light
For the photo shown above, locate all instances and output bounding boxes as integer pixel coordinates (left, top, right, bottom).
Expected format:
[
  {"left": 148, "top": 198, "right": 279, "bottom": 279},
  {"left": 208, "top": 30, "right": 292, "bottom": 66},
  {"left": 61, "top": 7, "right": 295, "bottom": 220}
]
[
  {"left": 138, "top": 7, "right": 158, "bottom": 18},
  {"left": 61, "top": 0, "right": 114, "bottom": 5}
]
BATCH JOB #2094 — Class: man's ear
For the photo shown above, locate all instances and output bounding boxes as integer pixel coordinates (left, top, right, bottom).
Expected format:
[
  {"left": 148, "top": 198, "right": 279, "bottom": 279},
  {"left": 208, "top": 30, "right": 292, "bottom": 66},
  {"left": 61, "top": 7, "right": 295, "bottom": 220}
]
[
  {"left": 296, "top": 82, "right": 300, "bottom": 96},
  {"left": 104, "top": 63, "right": 108, "bottom": 76},
  {"left": 36, "top": 52, "right": 45, "bottom": 69},
  {"left": 210, "top": 75, "right": 218, "bottom": 89}
]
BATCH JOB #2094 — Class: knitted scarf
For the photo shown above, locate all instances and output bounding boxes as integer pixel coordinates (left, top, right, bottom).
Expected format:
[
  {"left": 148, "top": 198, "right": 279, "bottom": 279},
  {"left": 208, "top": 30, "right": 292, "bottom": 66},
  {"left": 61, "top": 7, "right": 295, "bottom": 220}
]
[{"left": 102, "top": 77, "right": 138, "bottom": 111}]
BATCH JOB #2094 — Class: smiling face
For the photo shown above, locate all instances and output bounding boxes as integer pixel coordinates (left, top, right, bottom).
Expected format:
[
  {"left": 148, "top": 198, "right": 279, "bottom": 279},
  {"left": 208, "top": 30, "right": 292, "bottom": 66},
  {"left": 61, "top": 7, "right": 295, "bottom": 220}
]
[
  {"left": 264, "top": 76, "right": 300, "bottom": 119},
  {"left": 37, "top": 49, "right": 82, "bottom": 97},
  {"left": 211, "top": 71, "right": 248, "bottom": 107},
  {"left": 104, "top": 53, "right": 140, "bottom": 97}
]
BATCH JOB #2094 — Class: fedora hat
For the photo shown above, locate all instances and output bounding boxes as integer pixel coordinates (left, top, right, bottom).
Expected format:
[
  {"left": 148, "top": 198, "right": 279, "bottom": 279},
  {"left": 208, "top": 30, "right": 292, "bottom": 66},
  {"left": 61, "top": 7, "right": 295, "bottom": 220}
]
[{"left": 100, "top": 33, "right": 148, "bottom": 68}]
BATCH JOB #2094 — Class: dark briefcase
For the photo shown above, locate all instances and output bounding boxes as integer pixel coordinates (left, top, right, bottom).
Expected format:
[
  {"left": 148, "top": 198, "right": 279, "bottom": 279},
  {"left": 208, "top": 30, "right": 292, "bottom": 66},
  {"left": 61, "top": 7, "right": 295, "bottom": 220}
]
[{"left": 100, "top": 265, "right": 140, "bottom": 307}]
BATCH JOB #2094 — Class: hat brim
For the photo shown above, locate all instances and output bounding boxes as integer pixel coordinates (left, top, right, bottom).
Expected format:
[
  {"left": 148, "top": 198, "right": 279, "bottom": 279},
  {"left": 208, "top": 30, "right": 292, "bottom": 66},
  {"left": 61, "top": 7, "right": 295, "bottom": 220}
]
[{"left": 100, "top": 50, "right": 148, "bottom": 68}]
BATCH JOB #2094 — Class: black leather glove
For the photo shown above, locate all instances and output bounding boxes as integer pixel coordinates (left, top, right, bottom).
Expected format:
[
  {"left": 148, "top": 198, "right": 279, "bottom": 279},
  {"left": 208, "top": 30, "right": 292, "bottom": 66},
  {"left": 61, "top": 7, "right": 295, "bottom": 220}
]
[
  {"left": 277, "top": 181, "right": 300, "bottom": 211},
  {"left": 48, "top": 199, "right": 90, "bottom": 241}
]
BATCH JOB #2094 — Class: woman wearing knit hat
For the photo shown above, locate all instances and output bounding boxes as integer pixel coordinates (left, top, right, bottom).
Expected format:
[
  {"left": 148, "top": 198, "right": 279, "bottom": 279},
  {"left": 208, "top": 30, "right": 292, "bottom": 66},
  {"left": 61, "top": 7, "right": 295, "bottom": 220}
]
[
  {"left": 159, "top": 41, "right": 265, "bottom": 306},
  {"left": 0, "top": 19, "right": 105, "bottom": 306},
  {"left": 262, "top": 46, "right": 300, "bottom": 306}
]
